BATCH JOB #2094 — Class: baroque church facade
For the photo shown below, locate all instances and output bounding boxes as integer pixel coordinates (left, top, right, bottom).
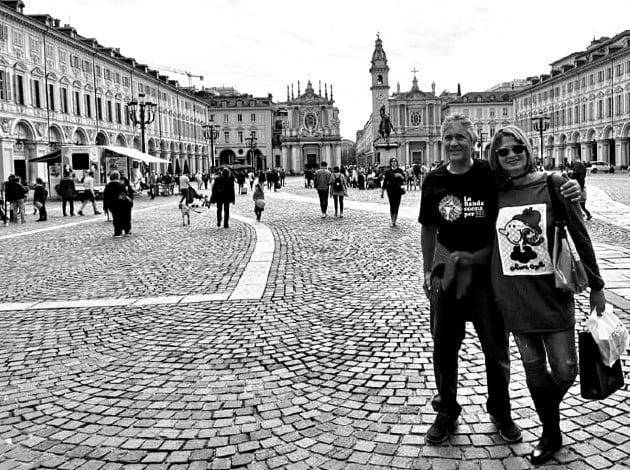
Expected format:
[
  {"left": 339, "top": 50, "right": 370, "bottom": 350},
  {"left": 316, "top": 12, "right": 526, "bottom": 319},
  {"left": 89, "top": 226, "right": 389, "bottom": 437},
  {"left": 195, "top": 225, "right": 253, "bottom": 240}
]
[
  {"left": 277, "top": 80, "right": 342, "bottom": 172},
  {"left": 356, "top": 35, "right": 444, "bottom": 167}
]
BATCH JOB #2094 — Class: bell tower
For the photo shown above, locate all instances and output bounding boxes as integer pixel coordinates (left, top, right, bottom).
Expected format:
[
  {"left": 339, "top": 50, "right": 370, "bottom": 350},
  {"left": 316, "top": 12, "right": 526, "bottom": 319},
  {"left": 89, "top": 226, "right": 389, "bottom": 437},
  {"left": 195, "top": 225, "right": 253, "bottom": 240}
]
[{"left": 369, "top": 33, "right": 390, "bottom": 116}]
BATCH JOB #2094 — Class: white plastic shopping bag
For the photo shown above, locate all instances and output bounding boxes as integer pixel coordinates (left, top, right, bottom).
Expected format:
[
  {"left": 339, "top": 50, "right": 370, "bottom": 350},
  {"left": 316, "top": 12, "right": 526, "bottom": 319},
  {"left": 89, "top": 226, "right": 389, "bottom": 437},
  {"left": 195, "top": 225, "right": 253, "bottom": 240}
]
[{"left": 585, "top": 304, "right": 630, "bottom": 367}]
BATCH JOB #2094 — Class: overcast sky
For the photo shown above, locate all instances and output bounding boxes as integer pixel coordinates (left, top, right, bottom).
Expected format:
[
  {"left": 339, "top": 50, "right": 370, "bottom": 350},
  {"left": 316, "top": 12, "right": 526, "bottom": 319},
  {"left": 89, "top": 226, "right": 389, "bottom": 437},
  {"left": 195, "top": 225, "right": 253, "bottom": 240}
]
[{"left": 24, "top": 0, "right": 630, "bottom": 140}]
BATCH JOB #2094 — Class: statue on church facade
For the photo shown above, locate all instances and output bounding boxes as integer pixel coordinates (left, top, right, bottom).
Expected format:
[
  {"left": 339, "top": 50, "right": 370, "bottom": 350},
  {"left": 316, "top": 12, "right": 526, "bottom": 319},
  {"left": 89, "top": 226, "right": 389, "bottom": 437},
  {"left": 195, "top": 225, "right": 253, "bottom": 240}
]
[{"left": 378, "top": 105, "right": 394, "bottom": 139}]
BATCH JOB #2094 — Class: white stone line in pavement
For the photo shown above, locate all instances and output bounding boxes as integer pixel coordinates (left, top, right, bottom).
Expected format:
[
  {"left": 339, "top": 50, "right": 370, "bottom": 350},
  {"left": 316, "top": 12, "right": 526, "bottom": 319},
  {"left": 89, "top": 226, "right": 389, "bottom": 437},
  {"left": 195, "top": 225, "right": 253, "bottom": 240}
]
[
  {"left": 0, "top": 207, "right": 274, "bottom": 310},
  {"left": 585, "top": 185, "right": 630, "bottom": 230},
  {"left": 228, "top": 214, "right": 274, "bottom": 300},
  {"left": 0, "top": 202, "right": 174, "bottom": 241},
  {"left": 264, "top": 191, "right": 420, "bottom": 219}
]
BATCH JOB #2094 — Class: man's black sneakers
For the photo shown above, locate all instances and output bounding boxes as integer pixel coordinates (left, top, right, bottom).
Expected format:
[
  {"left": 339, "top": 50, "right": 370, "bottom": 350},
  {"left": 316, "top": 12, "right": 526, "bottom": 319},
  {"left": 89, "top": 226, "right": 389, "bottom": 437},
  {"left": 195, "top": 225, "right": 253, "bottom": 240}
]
[{"left": 426, "top": 412, "right": 459, "bottom": 444}]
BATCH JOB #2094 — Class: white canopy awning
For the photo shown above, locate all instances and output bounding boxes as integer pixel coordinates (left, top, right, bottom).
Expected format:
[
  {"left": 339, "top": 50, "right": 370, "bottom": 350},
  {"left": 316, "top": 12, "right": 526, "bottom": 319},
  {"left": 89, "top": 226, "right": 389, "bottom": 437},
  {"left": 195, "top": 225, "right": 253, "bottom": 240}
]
[{"left": 102, "top": 146, "right": 170, "bottom": 164}]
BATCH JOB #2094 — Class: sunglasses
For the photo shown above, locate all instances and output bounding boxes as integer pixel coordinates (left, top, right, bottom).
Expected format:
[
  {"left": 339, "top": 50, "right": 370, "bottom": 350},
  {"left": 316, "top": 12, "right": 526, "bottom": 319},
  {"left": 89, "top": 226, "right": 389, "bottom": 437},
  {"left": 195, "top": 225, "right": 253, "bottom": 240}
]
[{"left": 496, "top": 145, "right": 527, "bottom": 158}]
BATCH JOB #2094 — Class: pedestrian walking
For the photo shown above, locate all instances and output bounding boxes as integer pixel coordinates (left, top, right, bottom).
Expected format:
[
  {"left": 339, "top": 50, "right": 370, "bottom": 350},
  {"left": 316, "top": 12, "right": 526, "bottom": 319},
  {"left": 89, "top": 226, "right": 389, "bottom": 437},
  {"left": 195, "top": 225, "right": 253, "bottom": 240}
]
[
  {"left": 248, "top": 170, "right": 255, "bottom": 190},
  {"left": 179, "top": 173, "right": 191, "bottom": 205},
  {"left": 5, "top": 175, "right": 26, "bottom": 223},
  {"left": 488, "top": 125, "right": 606, "bottom": 465},
  {"left": 313, "top": 161, "right": 331, "bottom": 218},
  {"left": 329, "top": 166, "right": 347, "bottom": 218},
  {"left": 381, "top": 157, "right": 405, "bottom": 227},
  {"left": 570, "top": 158, "right": 592, "bottom": 220},
  {"left": 253, "top": 183, "right": 265, "bottom": 221},
  {"left": 33, "top": 178, "right": 48, "bottom": 222},
  {"left": 78, "top": 170, "right": 102, "bottom": 216},
  {"left": 210, "top": 168, "right": 235, "bottom": 228},
  {"left": 103, "top": 171, "right": 133, "bottom": 237},
  {"left": 58, "top": 171, "right": 76, "bottom": 217}
]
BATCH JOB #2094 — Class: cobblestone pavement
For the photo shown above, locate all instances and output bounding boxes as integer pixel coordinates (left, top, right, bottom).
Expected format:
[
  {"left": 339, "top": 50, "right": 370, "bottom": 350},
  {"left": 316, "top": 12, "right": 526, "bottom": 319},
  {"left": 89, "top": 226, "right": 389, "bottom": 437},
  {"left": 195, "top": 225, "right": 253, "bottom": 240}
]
[{"left": 1, "top": 177, "right": 629, "bottom": 469}]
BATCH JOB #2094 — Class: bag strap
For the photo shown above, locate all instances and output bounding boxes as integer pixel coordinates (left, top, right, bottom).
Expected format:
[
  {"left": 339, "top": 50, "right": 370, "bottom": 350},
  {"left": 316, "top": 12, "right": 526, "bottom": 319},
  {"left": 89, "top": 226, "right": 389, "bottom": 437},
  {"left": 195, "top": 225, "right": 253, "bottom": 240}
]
[{"left": 546, "top": 173, "right": 567, "bottom": 225}]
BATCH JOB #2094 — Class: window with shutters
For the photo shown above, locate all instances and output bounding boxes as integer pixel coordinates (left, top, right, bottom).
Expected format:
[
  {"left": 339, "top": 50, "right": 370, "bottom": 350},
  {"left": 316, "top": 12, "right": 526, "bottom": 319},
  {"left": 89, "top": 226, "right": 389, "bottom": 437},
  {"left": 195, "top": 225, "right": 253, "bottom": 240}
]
[
  {"left": 114, "top": 72, "right": 120, "bottom": 84},
  {"left": 60, "top": 87, "right": 68, "bottom": 113},
  {"left": 13, "top": 30, "right": 23, "bottom": 48},
  {"left": 30, "top": 36, "right": 41, "bottom": 54},
  {"left": 84, "top": 94, "right": 92, "bottom": 118},
  {"left": 95, "top": 65, "right": 101, "bottom": 77},
  {"left": 59, "top": 49, "right": 68, "bottom": 64},
  {"left": 15, "top": 74, "right": 25, "bottom": 105},
  {"left": 0, "top": 70, "right": 7, "bottom": 100},
  {"left": 82, "top": 60, "right": 90, "bottom": 73},
  {"left": 73, "top": 90, "right": 80, "bottom": 115},
  {"left": 32, "top": 79, "right": 41, "bottom": 108},
  {"left": 47, "top": 83, "right": 55, "bottom": 111},
  {"left": 122, "top": 76, "right": 129, "bottom": 88},
  {"left": 0, "top": 24, "right": 8, "bottom": 43},
  {"left": 70, "top": 55, "right": 80, "bottom": 69},
  {"left": 104, "top": 69, "right": 111, "bottom": 81},
  {"left": 46, "top": 44, "right": 54, "bottom": 60}
]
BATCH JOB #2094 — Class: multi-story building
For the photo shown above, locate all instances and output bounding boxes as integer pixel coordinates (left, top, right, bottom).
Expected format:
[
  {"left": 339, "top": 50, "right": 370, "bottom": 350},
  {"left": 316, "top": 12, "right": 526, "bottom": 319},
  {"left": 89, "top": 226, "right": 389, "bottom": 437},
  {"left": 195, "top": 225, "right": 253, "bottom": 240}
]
[
  {"left": 442, "top": 89, "right": 519, "bottom": 159},
  {"left": 514, "top": 32, "right": 630, "bottom": 169},
  {"left": 0, "top": 0, "right": 212, "bottom": 186},
  {"left": 202, "top": 88, "right": 275, "bottom": 170}
]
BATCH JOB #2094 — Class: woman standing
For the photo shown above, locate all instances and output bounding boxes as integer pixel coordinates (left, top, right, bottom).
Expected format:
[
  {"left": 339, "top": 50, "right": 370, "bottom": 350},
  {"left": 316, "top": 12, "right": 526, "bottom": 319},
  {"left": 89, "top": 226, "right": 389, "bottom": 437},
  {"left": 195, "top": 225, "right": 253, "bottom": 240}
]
[
  {"left": 33, "top": 178, "right": 48, "bottom": 222},
  {"left": 381, "top": 157, "right": 405, "bottom": 227},
  {"left": 328, "top": 166, "right": 347, "bottom": 218},
  {"left": 210, "top": 168, "right": 235, "bottom": 228},
  {"left": 488, "top": 125, "right": 606, "bottom": 465},
  {"left": 103, "top": 171, "right": 133, "bottom": 237}
]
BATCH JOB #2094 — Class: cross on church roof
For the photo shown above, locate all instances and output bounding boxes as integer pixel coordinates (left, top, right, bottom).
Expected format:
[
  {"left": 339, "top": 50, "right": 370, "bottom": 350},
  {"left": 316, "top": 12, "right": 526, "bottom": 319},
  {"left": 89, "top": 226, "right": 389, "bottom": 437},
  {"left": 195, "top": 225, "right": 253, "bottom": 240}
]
[{"left": 411, "top": 67, "right": 419, "bottom": 75}]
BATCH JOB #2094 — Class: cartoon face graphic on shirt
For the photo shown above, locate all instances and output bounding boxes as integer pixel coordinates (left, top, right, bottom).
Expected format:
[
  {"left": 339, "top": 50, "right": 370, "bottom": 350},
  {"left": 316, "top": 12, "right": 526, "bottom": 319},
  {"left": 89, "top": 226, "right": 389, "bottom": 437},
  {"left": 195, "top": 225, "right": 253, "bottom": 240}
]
[
  {"left": 438, "top": 195, "right": 463, "bottom": 222},
  {"left": 498, "top": 207, "right": 545, "bottom": 263}
]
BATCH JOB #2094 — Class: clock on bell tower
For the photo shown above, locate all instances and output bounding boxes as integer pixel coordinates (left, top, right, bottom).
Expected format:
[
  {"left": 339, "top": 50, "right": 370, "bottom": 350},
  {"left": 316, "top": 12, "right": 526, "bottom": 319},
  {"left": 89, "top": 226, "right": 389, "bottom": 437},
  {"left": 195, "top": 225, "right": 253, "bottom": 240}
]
[{"left": 369, "top": 33, "right": 390, "bottom": 118}]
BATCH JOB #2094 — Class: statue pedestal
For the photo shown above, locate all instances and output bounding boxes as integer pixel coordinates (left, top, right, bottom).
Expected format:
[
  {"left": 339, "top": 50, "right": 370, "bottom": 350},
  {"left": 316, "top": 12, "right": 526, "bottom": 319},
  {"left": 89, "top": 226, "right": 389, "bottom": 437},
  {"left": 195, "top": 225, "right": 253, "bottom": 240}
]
[{"left": 373, "top": 140, "right": 400, "bottom": 165}]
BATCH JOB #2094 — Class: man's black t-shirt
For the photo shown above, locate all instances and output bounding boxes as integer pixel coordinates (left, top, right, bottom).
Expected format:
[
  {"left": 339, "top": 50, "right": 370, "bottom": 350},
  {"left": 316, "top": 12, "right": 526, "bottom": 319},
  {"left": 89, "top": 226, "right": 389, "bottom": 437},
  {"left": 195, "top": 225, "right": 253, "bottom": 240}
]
[{"left": 419, "top": 159, "right": 498, "bottom": 252}]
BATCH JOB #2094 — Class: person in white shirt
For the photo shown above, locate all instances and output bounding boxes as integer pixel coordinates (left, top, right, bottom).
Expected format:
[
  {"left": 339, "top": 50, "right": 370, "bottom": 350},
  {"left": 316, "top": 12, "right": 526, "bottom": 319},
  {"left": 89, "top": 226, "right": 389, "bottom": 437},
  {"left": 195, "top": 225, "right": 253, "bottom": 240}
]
[{"left": 78, "top": 170, "right": 102, "bottom": 216}]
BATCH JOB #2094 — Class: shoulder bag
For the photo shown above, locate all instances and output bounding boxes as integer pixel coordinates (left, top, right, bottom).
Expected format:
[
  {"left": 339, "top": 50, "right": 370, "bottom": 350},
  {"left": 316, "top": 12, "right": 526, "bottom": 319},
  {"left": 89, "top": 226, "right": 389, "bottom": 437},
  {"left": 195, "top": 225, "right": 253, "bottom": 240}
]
[{"left": 546, "top": 174, "right": 588, "bottom": 293}]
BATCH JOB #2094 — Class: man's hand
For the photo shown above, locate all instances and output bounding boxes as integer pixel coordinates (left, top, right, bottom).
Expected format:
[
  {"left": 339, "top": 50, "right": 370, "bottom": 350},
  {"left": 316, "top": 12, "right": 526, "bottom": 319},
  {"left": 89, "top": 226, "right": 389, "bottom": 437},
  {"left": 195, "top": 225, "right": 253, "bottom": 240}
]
[
  {"left": 560, "top": 178, "right": 581, "bottom": 202},
  {"left": 590, "top": 288, "right": 606, "bottom": 315},
  {"left": 423, "top": 270, "right": 432, "bottom": 299}
]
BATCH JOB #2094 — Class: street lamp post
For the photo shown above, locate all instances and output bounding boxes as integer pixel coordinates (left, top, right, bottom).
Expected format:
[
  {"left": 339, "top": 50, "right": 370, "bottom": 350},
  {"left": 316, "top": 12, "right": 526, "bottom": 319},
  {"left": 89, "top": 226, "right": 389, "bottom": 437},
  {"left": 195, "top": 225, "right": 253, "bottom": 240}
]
[
  {"left": 532, "top": 112, "right": 551, "bottom": 167},
  {"left": 202, "top": 121, "right": 221, "bottom": 170},
  {"left": 127, "top": 92, "right": 156, "bottom": 154},
  {"left": 245, "top": 131, "right": 258, "bottom": 169}
]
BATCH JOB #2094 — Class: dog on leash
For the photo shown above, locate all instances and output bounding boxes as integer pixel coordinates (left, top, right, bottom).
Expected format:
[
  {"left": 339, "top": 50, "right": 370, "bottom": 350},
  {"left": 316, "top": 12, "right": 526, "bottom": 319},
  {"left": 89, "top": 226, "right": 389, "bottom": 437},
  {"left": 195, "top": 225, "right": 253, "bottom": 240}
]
[{"left": 179, "top": 195, "right": 211, "bottom": 226}]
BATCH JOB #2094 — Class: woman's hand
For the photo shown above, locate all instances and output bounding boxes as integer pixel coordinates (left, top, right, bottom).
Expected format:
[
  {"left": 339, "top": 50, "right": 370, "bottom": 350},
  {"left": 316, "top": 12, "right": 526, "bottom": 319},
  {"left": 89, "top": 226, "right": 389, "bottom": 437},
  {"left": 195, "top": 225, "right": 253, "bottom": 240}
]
[{"left": 590, "top": 288, "right": 606, "bottom": 315}]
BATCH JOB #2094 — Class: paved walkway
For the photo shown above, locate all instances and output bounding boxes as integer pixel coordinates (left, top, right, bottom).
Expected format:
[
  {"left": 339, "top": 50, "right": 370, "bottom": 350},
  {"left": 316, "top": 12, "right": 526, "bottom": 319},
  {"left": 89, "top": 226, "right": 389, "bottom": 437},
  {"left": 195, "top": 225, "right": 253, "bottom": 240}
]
[{"left": 1, "top": 178, "right": 629, "bottom": 470}]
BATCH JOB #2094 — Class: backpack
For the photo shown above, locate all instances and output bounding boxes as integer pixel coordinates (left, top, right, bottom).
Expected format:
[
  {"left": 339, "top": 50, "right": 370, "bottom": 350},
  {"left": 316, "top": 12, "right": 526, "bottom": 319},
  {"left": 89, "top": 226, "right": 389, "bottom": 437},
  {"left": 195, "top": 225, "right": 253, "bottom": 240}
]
[{"left": 332, "top": 175, "right": 343, "bottom": 191}]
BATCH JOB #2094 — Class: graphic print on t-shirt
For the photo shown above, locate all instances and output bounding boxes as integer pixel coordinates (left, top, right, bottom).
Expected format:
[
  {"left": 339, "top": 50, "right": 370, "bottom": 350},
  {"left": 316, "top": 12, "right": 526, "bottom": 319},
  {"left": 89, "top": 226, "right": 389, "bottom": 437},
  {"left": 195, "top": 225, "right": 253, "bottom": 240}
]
[
  {"left": 438, "top": 194, "right": 487, "bottom": 222},
  {"left": 496, "top": 204, "right": 553, "bottom": 276}
]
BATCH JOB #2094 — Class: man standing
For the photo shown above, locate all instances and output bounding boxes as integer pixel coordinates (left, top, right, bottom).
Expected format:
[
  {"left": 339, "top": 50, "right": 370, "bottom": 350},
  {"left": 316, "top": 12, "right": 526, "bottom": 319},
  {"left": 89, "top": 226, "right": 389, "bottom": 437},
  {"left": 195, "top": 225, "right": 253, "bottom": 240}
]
[
  {"left": 419, "top": 114, "right": 520, "bottom": 445},
  {"left": 313, "top": 161, "right": 331, "bottom": 218},
  {"left": 78, "top": 170, "right": 102, "bottom": 216},
  {"left": 5, "top": 175, "right": 26, "bottom": 223},
  {"left": 148, "top": 171, "right": 157, "bottom": 199},
  {"left": 58, "top": 171, "right": 76, "bottom": 217},
  {"left": 570, "top": 158, "right": 592, "bottom": 220}
]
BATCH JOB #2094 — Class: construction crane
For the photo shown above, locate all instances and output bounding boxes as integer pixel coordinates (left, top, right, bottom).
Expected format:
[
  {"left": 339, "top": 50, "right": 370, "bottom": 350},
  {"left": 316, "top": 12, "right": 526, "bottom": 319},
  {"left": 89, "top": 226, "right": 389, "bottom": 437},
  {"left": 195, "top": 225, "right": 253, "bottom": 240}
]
[{"left": 148, "top": 64, "right": 204, "bottom": 88}]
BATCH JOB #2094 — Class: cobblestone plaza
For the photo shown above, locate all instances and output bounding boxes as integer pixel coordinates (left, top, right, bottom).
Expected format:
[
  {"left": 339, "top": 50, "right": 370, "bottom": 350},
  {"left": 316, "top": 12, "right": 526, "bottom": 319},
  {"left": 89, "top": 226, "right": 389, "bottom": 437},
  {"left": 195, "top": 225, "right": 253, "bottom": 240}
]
[{"left": 1, "top": 175, "right": 630, "bottom": 469}]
